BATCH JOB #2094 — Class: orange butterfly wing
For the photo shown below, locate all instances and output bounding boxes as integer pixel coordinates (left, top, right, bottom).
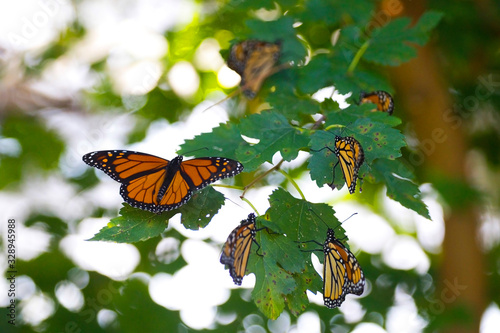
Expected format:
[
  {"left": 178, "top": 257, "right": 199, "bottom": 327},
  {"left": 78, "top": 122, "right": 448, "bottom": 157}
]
[
  {"left": 360, "top": 90, "right": 394, "bottom": 115},
  {"left": 323, "top": 228, "right": 365, "bottom": 308},
  {"left": 157, "top": 157, "right": 244, "bottom": 209},
  {"left": 220, "top": 213, "right": 257, "bottom": 285},
  {"left": 228, "top": 40, "right": 281, "bottom": 99},
  {"left": 83, "top": 151, "right": 243, "bottom": 213},
  {"left": 332, "top": 136, "right": 364, "bottom": 194}
]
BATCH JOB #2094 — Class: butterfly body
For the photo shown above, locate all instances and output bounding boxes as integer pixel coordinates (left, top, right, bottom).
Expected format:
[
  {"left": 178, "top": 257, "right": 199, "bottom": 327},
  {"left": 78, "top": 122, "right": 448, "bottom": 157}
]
[
  {"left": 360, "top": 90, "right": 394, "bottom": 115},
  {"left": 227, "top": 40, "right": 281, "bottom": 99},
  {"left": 331, "top": 136, "right": 364, "bottom": 194},
  {"left": 323, "top": 228, "right": 365, "bottom": 308},
  {"left": 220, "top": 213, "right": 257, "bottom": 285},
  {"left": 83, "top": 150, "right": 243, "bottom": 213}
]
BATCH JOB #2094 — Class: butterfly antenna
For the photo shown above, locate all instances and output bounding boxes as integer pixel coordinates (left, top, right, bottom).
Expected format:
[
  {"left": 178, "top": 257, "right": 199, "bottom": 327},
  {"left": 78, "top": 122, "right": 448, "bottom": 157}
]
[
  {"left": 202, "top": 89, "right": 241, "bottom": 113},
  {"left": 224, "top": 196, "right": 245, "bottom": 208}
]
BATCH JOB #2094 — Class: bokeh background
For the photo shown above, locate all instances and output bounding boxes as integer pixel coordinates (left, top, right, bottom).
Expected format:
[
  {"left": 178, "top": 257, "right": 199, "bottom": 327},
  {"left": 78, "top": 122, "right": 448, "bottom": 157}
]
[{"left": 1, "top": 0, "right": 500, "bottom": 332}]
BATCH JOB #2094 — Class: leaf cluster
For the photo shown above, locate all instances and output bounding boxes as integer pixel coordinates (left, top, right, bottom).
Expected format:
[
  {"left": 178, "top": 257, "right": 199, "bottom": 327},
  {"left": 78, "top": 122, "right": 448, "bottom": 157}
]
[{"left": 83, "top": 0, "right": 441, "bottom": 322}]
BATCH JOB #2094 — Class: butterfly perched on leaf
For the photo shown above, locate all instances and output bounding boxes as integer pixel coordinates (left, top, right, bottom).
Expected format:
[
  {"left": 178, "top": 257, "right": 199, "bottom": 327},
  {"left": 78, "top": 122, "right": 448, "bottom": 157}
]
[
  {"left": 359, "top": 90, "right": 394, "bottom": 115},
  {"left": 227, "top": 40, "right": 281, "bottom": 99},
  {"left": 83, "top": 150, "right": 243, "bottom": 213},
  {"left": 331, "top": 136, "right": 364, "bottom": 194},
  {"left": 220, "top": 213, "right": 261, "bottom": 285},
  {"left": 320, "top": 228, "right": 365, "bottom": 308}
]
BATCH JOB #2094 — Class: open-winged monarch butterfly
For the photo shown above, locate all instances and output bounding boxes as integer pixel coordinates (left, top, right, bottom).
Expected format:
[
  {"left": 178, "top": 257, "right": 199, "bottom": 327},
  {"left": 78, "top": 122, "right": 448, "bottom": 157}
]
[
  {"left": 360, "top": 90, "right": 394, "bottom": 115},
  {"left": 227, "top": 40, "right": 281, "bottom": 99},
  {"left": 220, "top": 213, "right": 262, "bottom": 285},
  {"left": 82, "top": 150, "right": 243, "bottom": 213}
]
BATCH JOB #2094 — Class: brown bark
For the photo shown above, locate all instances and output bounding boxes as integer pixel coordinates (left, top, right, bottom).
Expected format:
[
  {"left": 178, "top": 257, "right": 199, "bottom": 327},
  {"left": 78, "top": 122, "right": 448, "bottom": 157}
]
[{"left": 388, "top": 3, "right": 486, "bottom": 332}]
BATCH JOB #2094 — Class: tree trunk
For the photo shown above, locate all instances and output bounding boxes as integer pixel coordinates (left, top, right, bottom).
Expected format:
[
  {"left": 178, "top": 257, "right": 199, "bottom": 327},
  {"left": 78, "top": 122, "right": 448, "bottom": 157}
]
[{"left": 388, "top": 3, "right": 486, "bottom": 332}]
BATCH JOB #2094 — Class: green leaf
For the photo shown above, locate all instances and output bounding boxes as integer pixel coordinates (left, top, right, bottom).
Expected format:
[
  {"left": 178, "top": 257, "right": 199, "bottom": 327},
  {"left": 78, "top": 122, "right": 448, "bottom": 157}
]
[
  {"left": 363, "top": 11, "right": 443, "bottom": 66},
  {"left": 178, "top": 121, "right": 247, "bottom": 160},
  {"left": 296, "top": 53, "right": 337, "bottom": 95},
  {"left": 247, "top": 188, "right": 352, "bottom": 317},
  {"left": 407, "top": 11, "right": 444, "bottom": 45},
  {"left": 324, "top": 104, "right": 405, "bottom": 163},
  {"left": 250, "top": 211, "right": 325, "bottom": 319},
  {"left": 308, "top": 130, "right": 338, "bottom": 188},
  {"left": 179, "top": 186, "right": 225, "bottom": 230},
  {"left": 236, "top": 111, "right": 309, "bottom": 171},
  {"left": 309, "top": 104, "right": 406, "bottom": 190},
  {"left": 287, "top": 265, "right": 323, "bottom": 316},
  {"left": 250, "top": 231, "right": 298, "bottom": 319},
  {"left": 299, "top": 0, "right": 374, "bottom": 26},
  {"left": 370, "top": 159, "right": 430, "bottom": 219},
  {"left": 266, "top": 69, "right": 321, "bottom": 119},
  {"left": 89, "top": 204, "right": 171, "bottom": 243},
  {"left": 265, "top": 188, "right": 344, "bottom": 242}
]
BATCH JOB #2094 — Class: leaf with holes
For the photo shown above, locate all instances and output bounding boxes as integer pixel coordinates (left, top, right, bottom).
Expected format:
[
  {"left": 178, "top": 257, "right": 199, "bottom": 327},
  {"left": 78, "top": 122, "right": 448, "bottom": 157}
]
[
  {"left": 287, "top": 265, "right": 323, "bottom": 316},
  {"left": 236, "top": 111, "right": 309, "bottom": 171},
  {"left": 179, "top": 186, "right": 225, "bottom": 230},
  {"left": 249, "top": 230, "right": 300, "bottom": 319}
]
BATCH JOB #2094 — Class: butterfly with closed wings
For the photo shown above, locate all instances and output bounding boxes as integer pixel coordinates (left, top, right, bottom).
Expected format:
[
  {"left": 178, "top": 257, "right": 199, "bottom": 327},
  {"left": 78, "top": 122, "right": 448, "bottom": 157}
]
[
  {"left": 83, "top": 150, "right": 243, "bottom": 213},
  {"left": 220, "top": 213, "right": 263, "bottom": 285},
  {"left": 319, "top": 228, "right": 365, "bottom": 308},
  {"left": 315, "top": 136, "right": 364, "bottom": 194},
  {"left": 298, "top": 211, "right": 365, "bottom": 308}
]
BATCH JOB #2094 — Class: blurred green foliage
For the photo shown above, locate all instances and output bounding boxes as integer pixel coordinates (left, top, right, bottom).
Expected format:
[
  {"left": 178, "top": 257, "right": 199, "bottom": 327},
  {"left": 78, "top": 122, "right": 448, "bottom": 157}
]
[{"left": 4, "top": 0, "right": 500, "bottom": 332}]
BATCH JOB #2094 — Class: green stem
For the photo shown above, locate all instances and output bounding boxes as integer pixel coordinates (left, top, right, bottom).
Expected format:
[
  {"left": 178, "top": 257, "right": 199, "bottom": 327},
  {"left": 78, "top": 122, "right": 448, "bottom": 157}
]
[
  {"left": 347, "top": 40, "right": 370, "bottom": 74},
  {"left": 213, "top": 184, "right": 245, "bottom": 191},
  {"left": 324, "top": 124, "right": 345, "bottom": 132},
  {"left": 278, "top": 169, "right": 305, "bottom": 200},
  {"left": 240, "top": 159, "right": 285, "bottom": 199},
  {"left": 240, "top": 197, "right": 260, "bottom": 216}
]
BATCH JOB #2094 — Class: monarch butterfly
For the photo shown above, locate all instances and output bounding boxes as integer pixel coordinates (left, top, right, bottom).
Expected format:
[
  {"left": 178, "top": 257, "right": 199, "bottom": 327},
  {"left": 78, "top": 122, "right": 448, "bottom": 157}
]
[
  {"left": 82, "top": 150, "right": 243, "bottom": 213},
  {"left": 227, "top": 40, "right": 281, "bottom": 99},
  {"left": 321, "top": 228, "right": 365, "bottom": 308},
  {"left": 359, "top": 90, "right": 394, "bottom": 115},
  {"left": 331, "top": 136, "right": 364, "bottom": 194},
  {"left": 220, "top": 213, "right": 261, "bottom": 285},
  {"left": 299, "top": 225, "right": 365, "bottom": 308}
]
